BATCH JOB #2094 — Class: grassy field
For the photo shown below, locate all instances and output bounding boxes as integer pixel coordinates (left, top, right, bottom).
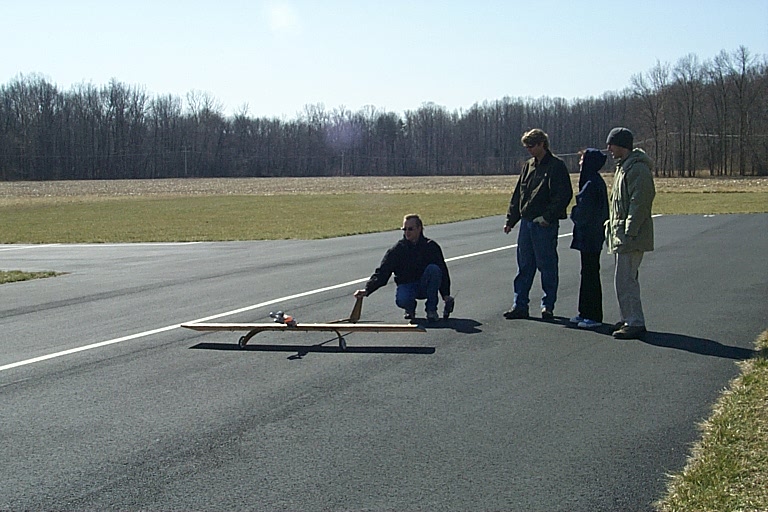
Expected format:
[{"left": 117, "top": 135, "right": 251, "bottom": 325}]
[
  {"left": 1, "top": 175, "right": 767, "bottom": 511},
  {"left": 0, "top": 175, "right": 767, "bottom": 243}
]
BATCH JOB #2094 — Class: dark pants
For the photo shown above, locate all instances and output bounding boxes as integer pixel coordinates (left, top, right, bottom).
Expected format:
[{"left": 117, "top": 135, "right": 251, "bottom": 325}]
[
  {"left": 395, "top": 264, "right": 442, "bottom": 313},
  {"left": 578, "top": 251, "right": 603, "bottom": 322}
]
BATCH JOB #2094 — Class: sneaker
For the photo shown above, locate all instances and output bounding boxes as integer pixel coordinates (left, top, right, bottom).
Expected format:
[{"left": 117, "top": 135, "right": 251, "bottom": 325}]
[
  {"left": 426, "top": 310, "right": 439, "bottom": 323},
  {"left": 442, "top": 296, "right": 455, "bottom": 319},
  {"left": 577, "top": 319, "right": 601, "bottom": 329},
  {"left": 612, "top": 321, "right": 626, "bottom": 333},
  {"left": 613, "top": 325, "right": 647, "bottom": 339},
  {"left": 403, "top": 310, "right": 416, "bottom": 320},
  {"left": 569, "top": 315, "right": 584, "bottom": 324},
  {"left": 541, "top": 308, "right": 554, "bottom": 320},
  {"left": 503, "top": 308, "right": 529, "bottom": 319}
]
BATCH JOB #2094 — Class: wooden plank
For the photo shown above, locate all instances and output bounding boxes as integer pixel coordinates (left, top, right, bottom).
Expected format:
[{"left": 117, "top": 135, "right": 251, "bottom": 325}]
[{"left": 181, "top": 322, "right": 426, "bottom": 333}]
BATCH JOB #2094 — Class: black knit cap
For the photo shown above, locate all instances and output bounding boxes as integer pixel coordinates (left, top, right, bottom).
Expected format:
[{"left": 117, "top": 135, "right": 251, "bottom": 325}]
[{"left": 606, "top": 127, "right": 633, "bottom": 149}]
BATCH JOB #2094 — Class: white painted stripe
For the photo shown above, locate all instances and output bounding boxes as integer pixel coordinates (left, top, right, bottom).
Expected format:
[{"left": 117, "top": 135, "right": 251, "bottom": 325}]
[
  {"left": 0, "top": 279, "right": 366, "bottom": 372},
  {"left": 0, "top": 244, "right": 61, "bottom": 252},
  {"left": 0, "top": 242, "right": 200, "bottom": 251},
  {"left": 0, "top": 326, "right": 180, "bottom": 371}
]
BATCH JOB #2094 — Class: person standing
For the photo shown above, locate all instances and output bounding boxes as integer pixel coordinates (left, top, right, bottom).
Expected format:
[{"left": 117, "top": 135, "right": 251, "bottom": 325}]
[
  {"left": 503, "top": 129, "right": 573, "bottom": 320},
  {"left": 355, "top": 214, "right": 453, "bottom": 323},
  {"left": 569, "top": 148, "right": 609, "bottom": 329},
  {"left": 605, "top": 127, "right": 656, "bottom": 339}
]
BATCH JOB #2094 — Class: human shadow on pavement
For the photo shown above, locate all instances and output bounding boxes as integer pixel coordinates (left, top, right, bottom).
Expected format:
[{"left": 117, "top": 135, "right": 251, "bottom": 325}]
[
  {"left": 563, "top": 323, "right": 756, "bottom": 360},
  {"left": 412, "top": 317, "right": 483, "bottom": 334},
  {"left": 640, "top": 331, "right": 756, "bottom": 360}
]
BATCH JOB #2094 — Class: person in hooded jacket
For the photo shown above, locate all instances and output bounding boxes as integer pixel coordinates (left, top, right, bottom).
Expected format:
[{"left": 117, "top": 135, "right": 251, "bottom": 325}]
[
  {"left": 605, "top": 127, "right": 656, "bottom": 340},
  {"left": 569, "top": 148, "right": 609, "bottom": 329},
  {"left": 355, "top": 214, "right": 453, "bottom": 323}
]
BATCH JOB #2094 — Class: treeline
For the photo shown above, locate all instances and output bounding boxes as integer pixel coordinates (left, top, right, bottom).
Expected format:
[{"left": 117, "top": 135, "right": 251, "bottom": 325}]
[{"left": 0, "top": 46, "right": 765, "bottom": 181}]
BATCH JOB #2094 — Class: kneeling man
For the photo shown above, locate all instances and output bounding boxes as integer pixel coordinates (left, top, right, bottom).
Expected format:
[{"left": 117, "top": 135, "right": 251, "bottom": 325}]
[{"left": 355, "top": 214, "right": 453, "bottom": 323}]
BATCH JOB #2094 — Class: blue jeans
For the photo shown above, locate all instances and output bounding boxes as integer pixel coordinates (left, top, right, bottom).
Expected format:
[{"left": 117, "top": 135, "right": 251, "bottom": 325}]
[
  {"left": 395, "top": 264, "right": 442, "bottom": 313},
  {"left": 513, "top": 218, "right": 559, "bottom": 311}
]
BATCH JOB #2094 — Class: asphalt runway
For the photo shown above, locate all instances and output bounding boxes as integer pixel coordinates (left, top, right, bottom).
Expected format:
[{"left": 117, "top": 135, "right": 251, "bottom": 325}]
[{"left": 1, "top": 214, "right": 766, "bottom": 511}]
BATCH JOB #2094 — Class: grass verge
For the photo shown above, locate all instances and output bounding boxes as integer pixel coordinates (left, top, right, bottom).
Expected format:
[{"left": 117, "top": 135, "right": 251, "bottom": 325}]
[
  {"left": 0, "top": 270, "right": 60, "bottom": 284},
  {"left": 656, "top": 331, "right": 768, "bottom": 512}
]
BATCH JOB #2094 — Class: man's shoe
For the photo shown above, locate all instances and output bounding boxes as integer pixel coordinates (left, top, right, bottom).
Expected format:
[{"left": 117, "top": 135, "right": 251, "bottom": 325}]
[
  {"left": 426, "top": 310, "right": 439, "bottom": 323},
  {"left": 612, "top": 321, "right": 626, "bottom": 333},
  {"left": 541, "top": 308, "right": 554, "bottom": 320},
  {"left": 613, "top": 325, "right": 647, "bottom": 339},
  {"left": 503, "top": 308, "right": 529, "bottom": 319},
  {"left": 404, "top": 310, "right": 416, "bottom": 320},
  {"left": 577, "top": 319, "right": 601, "bottom": 329},
  {"left": 569, "top": 315, "right": 584, "bottom": 324}
]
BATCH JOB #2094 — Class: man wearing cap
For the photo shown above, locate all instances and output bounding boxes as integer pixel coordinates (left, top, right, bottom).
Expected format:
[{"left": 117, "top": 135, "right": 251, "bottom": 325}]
[{"left": 605, "top": 127, "right": 656, "bottom": 339}]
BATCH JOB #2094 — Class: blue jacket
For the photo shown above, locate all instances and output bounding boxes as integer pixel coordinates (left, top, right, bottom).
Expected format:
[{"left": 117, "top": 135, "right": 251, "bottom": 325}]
[{"left": 570, "top": 149, "right": 608, "bottom": 253}]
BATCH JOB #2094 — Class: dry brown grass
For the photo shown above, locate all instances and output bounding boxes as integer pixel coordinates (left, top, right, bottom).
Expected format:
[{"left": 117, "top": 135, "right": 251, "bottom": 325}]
[{"left": 1, "top": 175, "right": 766, "bottom": 205}]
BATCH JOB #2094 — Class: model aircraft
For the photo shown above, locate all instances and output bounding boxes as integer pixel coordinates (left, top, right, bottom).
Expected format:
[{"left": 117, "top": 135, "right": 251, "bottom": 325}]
[{"left": 181, "top": 296, "right": 426, "bottom": 350}]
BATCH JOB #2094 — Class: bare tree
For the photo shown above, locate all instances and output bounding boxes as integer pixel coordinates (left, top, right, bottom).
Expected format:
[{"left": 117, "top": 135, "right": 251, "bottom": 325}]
[
  {"left": 631, "top": 60, "right": 671, "bottom": 175},
  {"left": 728, "top": 46, "right": 761, "bottom": 175},
  {"left": 672, "top": 54, "right": 704, "bottom": 176}
]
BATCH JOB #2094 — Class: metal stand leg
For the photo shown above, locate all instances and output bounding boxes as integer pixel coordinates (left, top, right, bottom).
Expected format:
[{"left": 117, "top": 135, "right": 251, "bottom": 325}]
[
  {"left": 238, "top": 329, "right": 262, "bottom": 349},
  {"left": 334, "top": 330, "right": 347, "bottom": 350}
]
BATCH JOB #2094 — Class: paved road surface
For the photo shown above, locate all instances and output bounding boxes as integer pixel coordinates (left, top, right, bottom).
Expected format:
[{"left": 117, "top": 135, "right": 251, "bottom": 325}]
[{"left": 1, "top": 214, "right": 766, "bottom": 511}]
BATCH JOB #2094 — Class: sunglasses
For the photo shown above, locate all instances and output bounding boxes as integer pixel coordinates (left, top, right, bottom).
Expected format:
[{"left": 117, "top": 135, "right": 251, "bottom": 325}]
[{"left": 401, "top": 226, "right": 417, "bottom": 232}]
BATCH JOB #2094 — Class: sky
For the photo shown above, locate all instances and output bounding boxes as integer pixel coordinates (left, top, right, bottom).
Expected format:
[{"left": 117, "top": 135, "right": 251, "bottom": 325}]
[{"left": 3, "top": 0, "right": 767, "bottom": 120}]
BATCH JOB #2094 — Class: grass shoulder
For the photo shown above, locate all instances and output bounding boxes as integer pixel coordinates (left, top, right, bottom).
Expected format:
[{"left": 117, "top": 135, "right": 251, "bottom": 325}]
[
  {"left": 0, "top": 270, "right": 60, "bottom": 284},
  {"left": 656, "top": 330, "right": 768, "bottom": 512}
]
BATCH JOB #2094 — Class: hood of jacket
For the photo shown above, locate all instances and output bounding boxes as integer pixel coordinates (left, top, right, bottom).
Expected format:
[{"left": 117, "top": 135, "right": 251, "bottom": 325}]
[
  {"left": 579, "top": 148, "right": 607, "bottom": 189},
  {"left": 621, "top": 148, "right": 654, "bottom": 172}
]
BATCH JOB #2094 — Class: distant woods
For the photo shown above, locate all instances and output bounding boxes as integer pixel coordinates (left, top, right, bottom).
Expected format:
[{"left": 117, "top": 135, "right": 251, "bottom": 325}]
[{"left": 1, "top": 46, "right": 765, "bottom": 181}]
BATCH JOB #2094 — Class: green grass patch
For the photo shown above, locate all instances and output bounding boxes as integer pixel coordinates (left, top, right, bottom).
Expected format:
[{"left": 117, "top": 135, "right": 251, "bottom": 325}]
[
  {"left": 0, "top": 270, "right": 60, "bottom": 284},
  {"left": 1, "top": 191, "right": 766, "bottom": 244},
  {"left": 653, "top": 192, "right": 768, "bottom": 215},
  {"left": 0, "top": 193, "right": 511, "bottom": 243},
  {"left": 656, "top": 331, "right": 768, "bottom": 512}
]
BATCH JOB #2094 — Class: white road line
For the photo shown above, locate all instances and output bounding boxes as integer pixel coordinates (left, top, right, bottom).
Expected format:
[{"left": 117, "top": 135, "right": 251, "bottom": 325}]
[
  {"left": 0, "top": 242, "right": 200, "bottom": 251},
  {"left": 2, "top": 219, "right": 665, "bottom": 372},
  {"left": 0, "top": 279, "right": 366, "bottom": 372},
  {"left": 0, "top": 326, "right": 181, "bottom": 371},
  {"left": 0, "top": 244, "right": 61, "bottom": 252}
]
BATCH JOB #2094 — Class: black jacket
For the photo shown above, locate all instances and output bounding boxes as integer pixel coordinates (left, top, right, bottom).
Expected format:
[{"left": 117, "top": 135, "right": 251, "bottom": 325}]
[
  {"left": 506, "top": 150, "right": 573, "bottom": 228},
  {"left": 364, "top": 235, "right": 451, "bottom": 297}
]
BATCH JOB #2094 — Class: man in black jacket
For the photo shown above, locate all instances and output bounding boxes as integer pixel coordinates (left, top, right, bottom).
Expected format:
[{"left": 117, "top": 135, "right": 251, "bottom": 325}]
[
  {"left": 355, "top": 214, "right": 453, "bottom": 323},
  {"left": 503, "top": 129, "right": 573, "bottom": 320}
]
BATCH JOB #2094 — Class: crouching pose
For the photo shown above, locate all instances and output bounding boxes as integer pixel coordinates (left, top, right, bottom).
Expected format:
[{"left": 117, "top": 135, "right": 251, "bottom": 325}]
[{"left": 354, "top": 214, "right": 453, "bottom": 323}]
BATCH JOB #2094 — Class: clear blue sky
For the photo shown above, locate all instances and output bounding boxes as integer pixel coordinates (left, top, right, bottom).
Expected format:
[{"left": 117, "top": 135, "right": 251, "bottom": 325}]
[{"left": 3, "top": 0, "right": 767, "bottom": 119}]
